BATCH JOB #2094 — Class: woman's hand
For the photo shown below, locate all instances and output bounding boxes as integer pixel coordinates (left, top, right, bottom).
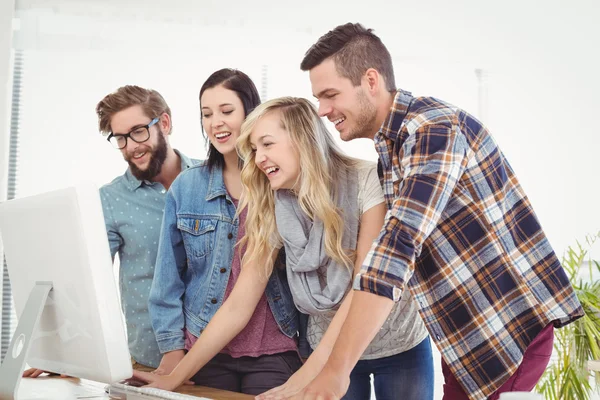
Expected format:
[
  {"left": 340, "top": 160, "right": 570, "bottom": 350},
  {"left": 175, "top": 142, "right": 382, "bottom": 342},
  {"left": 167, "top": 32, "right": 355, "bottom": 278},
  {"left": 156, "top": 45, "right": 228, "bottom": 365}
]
[
  {"left": 294, "top": 365, "right": 350, "bottom": 400},
  {"left": 132, "top": 370, "right": 194, "bottom": 391},
  {"left": 153, "top": 350, "right": 186, "bottom": 376},
  {"left": 256, "top": 362, "right": 320, "bottom": 399}
]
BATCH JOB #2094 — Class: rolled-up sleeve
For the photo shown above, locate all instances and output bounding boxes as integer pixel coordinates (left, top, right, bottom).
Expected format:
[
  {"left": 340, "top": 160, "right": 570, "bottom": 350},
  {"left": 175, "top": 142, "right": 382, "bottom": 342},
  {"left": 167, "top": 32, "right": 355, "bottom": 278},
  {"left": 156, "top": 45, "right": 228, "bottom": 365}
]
[{"left": 354, "top": 123, "right": 468, "bottom": 300}]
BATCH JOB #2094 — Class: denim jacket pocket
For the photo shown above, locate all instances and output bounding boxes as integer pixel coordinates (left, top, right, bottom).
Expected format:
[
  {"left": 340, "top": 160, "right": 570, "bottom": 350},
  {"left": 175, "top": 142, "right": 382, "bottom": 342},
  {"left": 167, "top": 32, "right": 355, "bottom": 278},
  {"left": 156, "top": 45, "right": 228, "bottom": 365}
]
[{"left": 177, "top": 217, "right": 216, "bottom": 257}]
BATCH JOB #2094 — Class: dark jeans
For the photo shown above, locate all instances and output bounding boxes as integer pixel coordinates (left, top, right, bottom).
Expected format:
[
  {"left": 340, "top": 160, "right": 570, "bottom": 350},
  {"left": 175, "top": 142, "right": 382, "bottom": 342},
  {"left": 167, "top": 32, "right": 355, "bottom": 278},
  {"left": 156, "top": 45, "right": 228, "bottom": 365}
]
[
  {"left": 442, "top": 323, "right": 554, "bottom": 400},
  {"left": 191, "top": 351, "right": 302, "bottom": 395},
  {"left": 344, "top": 336, "right": 434, "bottom": 400}
]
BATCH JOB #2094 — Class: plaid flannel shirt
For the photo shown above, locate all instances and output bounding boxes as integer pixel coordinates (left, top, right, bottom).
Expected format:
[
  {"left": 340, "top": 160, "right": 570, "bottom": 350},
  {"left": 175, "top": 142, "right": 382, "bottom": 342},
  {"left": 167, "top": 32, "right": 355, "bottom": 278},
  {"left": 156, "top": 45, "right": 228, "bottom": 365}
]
[{"left": 354, "top": 89, "right": 584, "bottom": 399}]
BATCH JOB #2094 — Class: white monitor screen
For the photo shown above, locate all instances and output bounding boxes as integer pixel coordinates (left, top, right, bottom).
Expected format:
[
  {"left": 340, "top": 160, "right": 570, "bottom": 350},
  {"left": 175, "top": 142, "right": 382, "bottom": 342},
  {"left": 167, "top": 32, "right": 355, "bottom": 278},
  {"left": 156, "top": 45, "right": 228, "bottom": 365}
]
[{"left": 0, "top": 184, "right": 132, "bottom": 383}]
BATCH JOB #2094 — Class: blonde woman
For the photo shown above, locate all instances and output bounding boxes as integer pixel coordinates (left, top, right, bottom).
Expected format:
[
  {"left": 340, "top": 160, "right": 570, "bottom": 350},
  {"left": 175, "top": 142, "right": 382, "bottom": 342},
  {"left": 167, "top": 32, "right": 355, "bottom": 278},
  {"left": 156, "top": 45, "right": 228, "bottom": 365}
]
[
  {"left": 136, "top": 95, "right": 433, "bottom": 399},
  {"left": 238, "top": 97, "right": 433, "bottom": 400}
]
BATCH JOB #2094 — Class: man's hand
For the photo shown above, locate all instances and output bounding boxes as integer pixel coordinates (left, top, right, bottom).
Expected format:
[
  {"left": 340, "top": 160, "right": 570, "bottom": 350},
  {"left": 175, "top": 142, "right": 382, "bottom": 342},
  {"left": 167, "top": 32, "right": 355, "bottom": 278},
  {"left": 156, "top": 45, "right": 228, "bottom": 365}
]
[
  {"left": 292, "top": 366, "right": 350, "bottom": 400},
  {"left": 153, "top": 350, "right": 186, "bottom": 375},
  {"left": 22, "top": 368, "right": 69, "bottom": 378}
]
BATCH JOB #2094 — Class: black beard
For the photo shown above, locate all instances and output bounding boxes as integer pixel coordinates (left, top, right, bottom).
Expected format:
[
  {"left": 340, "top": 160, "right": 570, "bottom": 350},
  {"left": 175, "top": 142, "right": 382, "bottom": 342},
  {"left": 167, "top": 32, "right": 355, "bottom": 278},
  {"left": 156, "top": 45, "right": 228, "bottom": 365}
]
[{"left": 128, "top": 133, "right": 168, "bottom": 181}]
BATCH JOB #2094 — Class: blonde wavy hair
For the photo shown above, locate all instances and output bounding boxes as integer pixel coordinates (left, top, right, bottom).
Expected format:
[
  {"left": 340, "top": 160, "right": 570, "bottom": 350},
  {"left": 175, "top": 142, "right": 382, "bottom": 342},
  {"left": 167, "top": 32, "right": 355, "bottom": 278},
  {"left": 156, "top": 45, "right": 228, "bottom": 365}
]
[{"left": 237, "top": 97, "right": 358, "bottom": 279}]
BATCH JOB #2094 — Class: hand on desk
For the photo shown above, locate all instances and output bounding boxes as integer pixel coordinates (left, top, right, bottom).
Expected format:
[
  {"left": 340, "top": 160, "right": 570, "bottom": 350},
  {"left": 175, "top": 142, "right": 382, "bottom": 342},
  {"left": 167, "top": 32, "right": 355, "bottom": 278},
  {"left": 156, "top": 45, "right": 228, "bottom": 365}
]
[
  {"left": 132, "top": 370, "right": 195, "bottom": 391},
  {"left": 153, "top": 349, "right": 186, "bottom": 375},
  {"left": 256, "top": 358, "right": 320, "bottom": 399},
  {"left": 22, "top": 368, "right": 70, "bottom": 378},
  {"left": 290, "top": 367, "right": 349, "bottom": 400},
  {"left": 132, "top": 349, "right": 194, "bottom": 390}
]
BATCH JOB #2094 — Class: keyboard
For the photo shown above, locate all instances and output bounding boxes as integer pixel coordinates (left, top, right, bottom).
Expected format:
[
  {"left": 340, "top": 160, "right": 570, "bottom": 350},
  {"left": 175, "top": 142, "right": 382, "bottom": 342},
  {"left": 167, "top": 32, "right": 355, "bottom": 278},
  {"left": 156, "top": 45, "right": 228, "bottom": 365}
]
[{"left": 106, "top": 382, "right": 212, "bottom": 400}]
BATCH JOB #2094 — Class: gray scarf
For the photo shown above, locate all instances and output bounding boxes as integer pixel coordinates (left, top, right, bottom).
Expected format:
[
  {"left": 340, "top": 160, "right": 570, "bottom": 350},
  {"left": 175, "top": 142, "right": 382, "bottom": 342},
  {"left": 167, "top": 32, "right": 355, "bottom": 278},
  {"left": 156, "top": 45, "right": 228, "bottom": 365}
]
[{"left": 274, "top": 165, "right": 359, "bottom": 315}]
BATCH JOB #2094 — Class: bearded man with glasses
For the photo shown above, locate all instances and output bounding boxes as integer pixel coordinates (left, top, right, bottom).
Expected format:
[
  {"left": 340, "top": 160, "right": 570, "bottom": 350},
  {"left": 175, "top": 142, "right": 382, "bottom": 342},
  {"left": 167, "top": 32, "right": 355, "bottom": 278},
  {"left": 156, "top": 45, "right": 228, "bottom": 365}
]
[{"left": 95, "top": 86, "right": 199, "bottom": 375}]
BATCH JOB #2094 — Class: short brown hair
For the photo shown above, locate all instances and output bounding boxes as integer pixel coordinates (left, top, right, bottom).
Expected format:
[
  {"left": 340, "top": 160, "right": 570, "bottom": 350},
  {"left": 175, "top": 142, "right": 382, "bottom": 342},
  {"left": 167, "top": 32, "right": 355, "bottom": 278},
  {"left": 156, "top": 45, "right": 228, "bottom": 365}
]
[
  {"left": 300, "top": 23, "right": 396, "bottom": 92},
  {"left": 95, "top": 85, "right": 172, "bottom": 135}
]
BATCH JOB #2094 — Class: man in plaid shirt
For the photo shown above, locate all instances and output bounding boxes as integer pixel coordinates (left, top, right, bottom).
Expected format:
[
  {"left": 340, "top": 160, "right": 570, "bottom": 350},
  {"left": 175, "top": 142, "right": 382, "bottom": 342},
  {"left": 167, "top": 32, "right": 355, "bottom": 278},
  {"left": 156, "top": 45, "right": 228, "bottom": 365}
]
[{"left": 296, "top": 23, "right": 584, "bottom": 400}]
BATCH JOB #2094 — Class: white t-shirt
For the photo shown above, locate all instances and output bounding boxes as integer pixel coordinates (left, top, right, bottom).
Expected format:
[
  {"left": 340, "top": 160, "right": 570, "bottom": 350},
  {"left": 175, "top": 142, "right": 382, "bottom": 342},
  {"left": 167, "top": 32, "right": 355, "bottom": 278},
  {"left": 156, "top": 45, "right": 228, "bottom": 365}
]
[
  {"left": 356, "top": 160, "right": 385, "bottom": 215},
  {"left": 307, "top": 160, "right": 429, "bottom": 360}
]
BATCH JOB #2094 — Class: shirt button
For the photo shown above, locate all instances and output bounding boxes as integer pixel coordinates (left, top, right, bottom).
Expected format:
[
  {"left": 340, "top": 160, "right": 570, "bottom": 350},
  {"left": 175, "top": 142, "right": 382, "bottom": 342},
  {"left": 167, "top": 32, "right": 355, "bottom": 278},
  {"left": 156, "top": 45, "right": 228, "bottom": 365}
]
[
  {"left": 220, "top": 268, "right": 227, "bottom": 273},
  {"left": 161, "top": 189, "right": 166, "bottom": 194},
  {"left": 211, "top": 298, "right": 217, "bottom": 304},
  {"left": 436, "top": 335, "right": 441, "bottom": 341},
  {"left": 227, "top": 233, "right": 233, "bottom": 239}
]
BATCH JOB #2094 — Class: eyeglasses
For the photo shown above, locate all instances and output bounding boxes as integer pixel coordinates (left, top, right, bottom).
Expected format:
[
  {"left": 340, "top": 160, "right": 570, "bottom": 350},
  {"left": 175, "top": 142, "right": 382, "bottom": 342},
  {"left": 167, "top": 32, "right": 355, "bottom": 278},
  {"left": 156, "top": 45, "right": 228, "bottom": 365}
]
[{"left": 106, "top": 118, "right": 159, "bottom": 149}]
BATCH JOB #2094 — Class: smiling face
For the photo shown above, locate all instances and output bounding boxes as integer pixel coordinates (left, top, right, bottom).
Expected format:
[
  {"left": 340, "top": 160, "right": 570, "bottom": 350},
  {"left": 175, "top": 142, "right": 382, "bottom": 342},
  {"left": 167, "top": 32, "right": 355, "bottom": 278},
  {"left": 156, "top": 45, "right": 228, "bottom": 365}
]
[
  {"left": 309, "top": 58, "right": 378, "bottom": 141},
  {"left": 110, "top": 105, "right": 168, "bottom": 181},
  {"left": 201, "top": 85, "right": 246, "bottom": 157},
  {"left": 249, "top": 111, "right": 301, "bottom": 191}
]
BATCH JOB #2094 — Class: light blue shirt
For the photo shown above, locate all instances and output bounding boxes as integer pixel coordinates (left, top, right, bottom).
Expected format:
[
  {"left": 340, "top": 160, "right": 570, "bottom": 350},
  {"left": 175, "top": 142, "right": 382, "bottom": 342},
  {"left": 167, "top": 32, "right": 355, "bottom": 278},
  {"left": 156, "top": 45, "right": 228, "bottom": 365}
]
[{"left": 99, "top": 150, "right": 198, "bottom": 368}]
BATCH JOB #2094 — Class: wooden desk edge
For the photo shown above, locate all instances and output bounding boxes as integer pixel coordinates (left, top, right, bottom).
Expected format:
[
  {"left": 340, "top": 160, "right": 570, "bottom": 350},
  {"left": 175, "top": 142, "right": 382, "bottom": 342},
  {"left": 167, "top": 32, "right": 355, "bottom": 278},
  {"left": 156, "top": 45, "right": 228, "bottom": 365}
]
[{"left": 19, "top": 376, "right": 254, "bottom": 400}]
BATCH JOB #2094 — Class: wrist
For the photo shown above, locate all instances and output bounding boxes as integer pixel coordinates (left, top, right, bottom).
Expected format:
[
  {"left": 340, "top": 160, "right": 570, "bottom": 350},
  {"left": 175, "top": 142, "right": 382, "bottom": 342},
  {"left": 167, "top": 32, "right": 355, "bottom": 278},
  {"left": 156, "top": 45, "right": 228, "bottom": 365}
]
[
  {"left": 322, "top": 354, "right": 353, "bottom": 379},
  {"left": 297, "top": 358, "right": 323, "bottom": 382},
  {"left": 169, "top": 367, "right": 189, "bottom": 386}
]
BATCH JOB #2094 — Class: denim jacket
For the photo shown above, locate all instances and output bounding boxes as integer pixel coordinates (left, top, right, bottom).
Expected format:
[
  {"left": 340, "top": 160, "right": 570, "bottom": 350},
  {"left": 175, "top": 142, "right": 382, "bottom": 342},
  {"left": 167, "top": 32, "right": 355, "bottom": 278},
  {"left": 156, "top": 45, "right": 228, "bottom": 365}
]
[{"left": 148, "top": 161, "right": 301, "bottom": 354}]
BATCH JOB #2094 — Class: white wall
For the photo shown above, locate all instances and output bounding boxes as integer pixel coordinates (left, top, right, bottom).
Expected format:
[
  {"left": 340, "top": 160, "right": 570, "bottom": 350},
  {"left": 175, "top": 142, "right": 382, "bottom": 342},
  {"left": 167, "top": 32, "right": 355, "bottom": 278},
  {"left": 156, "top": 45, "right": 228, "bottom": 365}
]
[
  {"left": 11, "top": 0, "right": 599, "bottom": 255},
  {"left": 0, "top": 0, "right": 15, "bottom": 334},
  {"left": 0, "top": 1, "right": 13, "bottom": 197}
]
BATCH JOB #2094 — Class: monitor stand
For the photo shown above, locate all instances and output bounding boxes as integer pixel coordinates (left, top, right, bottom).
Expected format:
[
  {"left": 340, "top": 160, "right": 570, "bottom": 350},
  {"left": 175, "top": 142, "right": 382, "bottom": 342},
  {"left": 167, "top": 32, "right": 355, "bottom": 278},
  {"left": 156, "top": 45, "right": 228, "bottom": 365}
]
[{"left": 0, "top": 282, "right": 53, "bottom": 400}]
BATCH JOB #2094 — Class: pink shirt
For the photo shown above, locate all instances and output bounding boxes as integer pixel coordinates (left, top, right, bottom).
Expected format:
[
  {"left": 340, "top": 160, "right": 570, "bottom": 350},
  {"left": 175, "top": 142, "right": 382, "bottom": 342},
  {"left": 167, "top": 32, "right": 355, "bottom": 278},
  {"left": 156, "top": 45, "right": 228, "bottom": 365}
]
[{"left": 185, "top": 198, "right": 297, "bottom": 358}]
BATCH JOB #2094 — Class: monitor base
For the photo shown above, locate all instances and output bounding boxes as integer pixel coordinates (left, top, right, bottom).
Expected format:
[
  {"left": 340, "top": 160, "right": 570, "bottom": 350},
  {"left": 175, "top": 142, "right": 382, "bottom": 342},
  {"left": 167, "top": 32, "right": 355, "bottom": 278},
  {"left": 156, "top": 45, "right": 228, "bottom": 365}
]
[{"left": 0, "top": 281, "right": 53, "bottom": 400}]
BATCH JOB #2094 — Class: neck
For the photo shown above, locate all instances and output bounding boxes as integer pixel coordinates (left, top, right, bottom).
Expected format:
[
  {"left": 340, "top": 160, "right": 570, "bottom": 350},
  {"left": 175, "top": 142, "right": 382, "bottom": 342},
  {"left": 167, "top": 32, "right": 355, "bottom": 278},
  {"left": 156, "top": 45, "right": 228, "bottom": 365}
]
[
  {"left": 153, "top": 147, "right": 181, "bottom": 190},
  {"left": 223, "top": 151, "right": 240, "bottom": 173},
  {"left": 370, "top": 90, "right": 396, "bottom": 140},
  {"left": 222, "top": 151, "right": 242, "bottom": 199}
]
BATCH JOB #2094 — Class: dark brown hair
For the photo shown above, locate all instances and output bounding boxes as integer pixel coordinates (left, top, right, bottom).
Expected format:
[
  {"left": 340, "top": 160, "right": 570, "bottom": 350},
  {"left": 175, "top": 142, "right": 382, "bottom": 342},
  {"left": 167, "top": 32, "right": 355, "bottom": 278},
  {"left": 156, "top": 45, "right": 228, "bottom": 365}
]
[
  {"left": 301, "top": 23, "right": 396, "bottom": 92},
  {"left": 199, "top": 68, "right": 261, "bottom": 170}
]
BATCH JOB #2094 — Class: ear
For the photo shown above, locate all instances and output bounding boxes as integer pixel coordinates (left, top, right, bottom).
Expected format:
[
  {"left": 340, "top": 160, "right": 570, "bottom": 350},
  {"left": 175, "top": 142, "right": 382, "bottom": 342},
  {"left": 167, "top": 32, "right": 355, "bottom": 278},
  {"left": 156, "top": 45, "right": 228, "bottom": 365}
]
[
  {"left": 363, "top": 68, "right": 381, "bottom": 96},
  {"left": 159, "top": 112, "right": 172, "bottom": 135}
]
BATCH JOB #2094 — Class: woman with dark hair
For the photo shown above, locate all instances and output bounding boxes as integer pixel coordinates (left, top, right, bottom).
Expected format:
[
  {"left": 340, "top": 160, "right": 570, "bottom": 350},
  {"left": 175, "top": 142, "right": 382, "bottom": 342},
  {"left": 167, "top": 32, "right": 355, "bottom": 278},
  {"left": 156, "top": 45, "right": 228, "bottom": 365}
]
[
  {"left": 135, "top": 69, "right": 302, "bottom": 394},
  {"left": 200, "top": 68, "right": 261, "bottom": 171}
]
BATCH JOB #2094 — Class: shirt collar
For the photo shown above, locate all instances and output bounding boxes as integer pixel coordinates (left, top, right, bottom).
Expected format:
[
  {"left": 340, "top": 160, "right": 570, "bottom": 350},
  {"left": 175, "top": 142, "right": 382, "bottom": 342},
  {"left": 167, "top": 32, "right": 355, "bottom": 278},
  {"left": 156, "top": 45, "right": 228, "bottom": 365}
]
[
  {"left": 376, "top": 89, "right": 414, "bottom": 142},
  {"left": 176, "top": 149, "right": 195, "bottom": 171},
  {"left": 125, "top": 148, "right": 193, "bottom": 191},
  {"left": 205, "top": 164, "right": 228, "bottom": 201}
]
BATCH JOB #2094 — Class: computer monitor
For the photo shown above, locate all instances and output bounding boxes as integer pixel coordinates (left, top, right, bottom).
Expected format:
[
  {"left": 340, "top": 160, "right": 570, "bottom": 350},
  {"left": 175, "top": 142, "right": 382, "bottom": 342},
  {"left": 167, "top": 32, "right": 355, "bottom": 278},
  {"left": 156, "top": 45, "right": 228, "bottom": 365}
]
[{"left": 0, "top": 184, "right": 132, "bottom": 399}]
